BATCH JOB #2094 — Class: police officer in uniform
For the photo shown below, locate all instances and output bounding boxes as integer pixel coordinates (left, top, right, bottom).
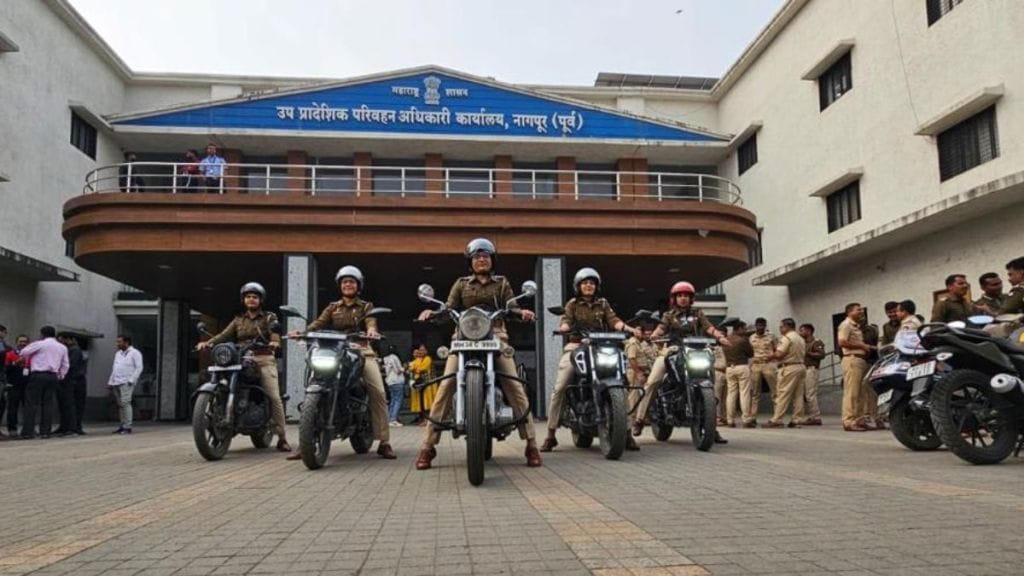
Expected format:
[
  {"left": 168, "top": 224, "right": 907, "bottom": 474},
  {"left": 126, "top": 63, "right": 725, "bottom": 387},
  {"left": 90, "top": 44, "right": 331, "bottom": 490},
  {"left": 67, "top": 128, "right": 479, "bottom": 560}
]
[
  {"left": 998, "top": 257, "right": 1024, "bottom": 315},
  {"left": 799, "top": 323, "right": 825, "bottom": 426},
  {"left": 931, "top": 274, "right": 974, "bottom": 323},
  {"left": 198, "top": 282, "right": 291, "bottom": 452},
  {"left": 415, "top": 238, "right": 541, "bottom": 470},
  {"left": 765, "top": 318, "right": 806, "bottom": 428},
  {"left": 973, "top": 273, "right": 1006, "bottom": 315},
  {"left": 624, "top": 316, "right": 658, "bottom": 448},
  {"left": 540, "top": 267, "right": 640, "bottom": 452},
  {"left": 286, "top": 266, "right": 396, "bottom": 460},
  {"left": 748, "top": 317, "right": 778, "bottom": 419}
]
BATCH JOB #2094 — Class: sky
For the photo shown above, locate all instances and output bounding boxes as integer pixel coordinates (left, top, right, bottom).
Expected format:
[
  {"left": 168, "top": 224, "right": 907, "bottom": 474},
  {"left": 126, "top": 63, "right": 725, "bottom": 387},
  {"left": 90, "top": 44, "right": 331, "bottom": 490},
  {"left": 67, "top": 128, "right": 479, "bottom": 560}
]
[{"left": 68, "top": 0, "right": 785, "bottom": 86}]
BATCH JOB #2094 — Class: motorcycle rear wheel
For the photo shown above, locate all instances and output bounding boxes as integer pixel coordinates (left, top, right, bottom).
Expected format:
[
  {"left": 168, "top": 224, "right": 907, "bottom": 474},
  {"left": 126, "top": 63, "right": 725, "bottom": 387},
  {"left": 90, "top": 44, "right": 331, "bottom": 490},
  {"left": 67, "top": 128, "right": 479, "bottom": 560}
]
[
  {"left": 350, "top": 416, "right": 374, "bottom": 454},
  {"left": 299, "top": 393, "right": 332, "bottom": 470},
  {"left": 598, "top": 387, "right": 628, "bottom": 460},
  {"left": 931, "top": 369, "right": 1018, "bottom": 465},
  {"left": 250, "top": 427, "right": 273, "bottom": 449},
  {"left": 888, "top": 397, "right": 941, "bottom": 451},
  {"left": 193, "top": 394, "right": 231, "bottom": 461},
  {"left": 571, "top": 428, "right": 594, "bottom": 448},
  {"left": 690, "top": 386, "right": 717, "bottom": 452},
  {"left": 466, "top": 369, "right": 487, "bottom": 486},
  {"left": 651, "top": 397, "right": 673, "bottom": 441}
]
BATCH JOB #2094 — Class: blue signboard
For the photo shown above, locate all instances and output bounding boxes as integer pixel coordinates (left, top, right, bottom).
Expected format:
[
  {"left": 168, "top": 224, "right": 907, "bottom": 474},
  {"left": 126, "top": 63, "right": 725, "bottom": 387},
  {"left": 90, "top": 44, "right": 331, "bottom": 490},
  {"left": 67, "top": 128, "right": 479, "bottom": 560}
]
[{"left": 116, "top": 68, "right": 723, "bottom": 142}]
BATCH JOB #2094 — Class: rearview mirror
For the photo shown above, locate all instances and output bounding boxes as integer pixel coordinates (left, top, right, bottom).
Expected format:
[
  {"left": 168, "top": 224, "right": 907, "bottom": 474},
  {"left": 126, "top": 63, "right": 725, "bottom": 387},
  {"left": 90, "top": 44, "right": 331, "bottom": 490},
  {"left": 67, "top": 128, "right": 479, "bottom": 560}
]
[
  {"left": 367, "top": 307, "right": 392, "bottom": 318},
  {"left": 521, "top": 280, "right": 537, "bottom": 297},
  {"left": 547, "top": 306, "right": 565, "bottom": 316},
  {"left": 417, "top": 284, "right": 436, "bottom": 303},
  {"left": 196, "top": 322, "right": 207, "bottom": 332},
  {"left": 279, "top": 305, "right": 304, "bottom": 319}
]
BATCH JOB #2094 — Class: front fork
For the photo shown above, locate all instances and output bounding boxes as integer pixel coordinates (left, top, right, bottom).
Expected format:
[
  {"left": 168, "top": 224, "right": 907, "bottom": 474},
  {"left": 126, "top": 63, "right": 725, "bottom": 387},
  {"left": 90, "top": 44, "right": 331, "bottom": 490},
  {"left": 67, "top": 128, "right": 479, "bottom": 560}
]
[
  {"left": 455, "top": 352, "right": 496, "bottom": 429},
  {"left": 224, "top": 374, "right": 238, "bottom": 426}
]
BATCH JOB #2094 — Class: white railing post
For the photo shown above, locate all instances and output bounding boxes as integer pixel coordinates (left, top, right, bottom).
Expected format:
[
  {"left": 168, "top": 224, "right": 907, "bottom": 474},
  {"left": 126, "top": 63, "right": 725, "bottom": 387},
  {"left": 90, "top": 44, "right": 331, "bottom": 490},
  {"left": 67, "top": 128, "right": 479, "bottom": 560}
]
[
  {"left": 400, "top": 168, "right": 407, "bottom": 198},
  {"left": 126, "top": 163, "right": 133, "bottom": 193},
  {"left": 489, "top": 169, "right": 494, "bottom": 199},
  {"left": 657, "top": 173, "right": 663, "bottom": 201},
  {"left": 356, "top": 166, "right": 362, "bottom": 198},
  {"left": 698, "top": 174, "right": 704, "bottom": 202},
  {"left": 532, "top": 171, "right": 537, "bottom": 200},
  {"left": 573, "top": 171, "right": 579, "bottom": 200},
  {"left": 311, "top": 165, "right": 317, "bottom": 196},
  {"left": 444, "top": 168, "right": 450, "bottom": 199},
  {"left": 171, "top": 162, "right": 178, "bottom": 194},
  {"left": 265, "top": 165, "right": 271, "bottom": 195}
]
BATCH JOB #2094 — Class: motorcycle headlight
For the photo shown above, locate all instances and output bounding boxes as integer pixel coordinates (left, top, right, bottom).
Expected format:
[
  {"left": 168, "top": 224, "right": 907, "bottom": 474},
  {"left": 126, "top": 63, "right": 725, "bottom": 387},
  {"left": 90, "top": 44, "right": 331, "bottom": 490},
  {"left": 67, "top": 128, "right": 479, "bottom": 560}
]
[
  {"left": 595, "top": 347, "right": 620, "bottom": 370},
  {"left": 211, "top": 343, "right": 236, "bottom": 367},
  {"left": 686, "top": 355, "right": 711, "bottom": 372},
  {"left": 458, "top": 308, "right": 492, "bottom": 341},
  {"left": 309, "top": 347, "right": 339, "bottom": 374}
]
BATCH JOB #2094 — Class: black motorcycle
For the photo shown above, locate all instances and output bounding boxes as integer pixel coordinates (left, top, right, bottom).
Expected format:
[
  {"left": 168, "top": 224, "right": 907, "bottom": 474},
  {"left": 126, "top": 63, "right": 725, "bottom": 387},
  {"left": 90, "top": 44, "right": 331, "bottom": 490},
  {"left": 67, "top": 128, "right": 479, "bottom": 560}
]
[
  {"left": 192, "top": 322, "right": 280, "bottom": 461},
  {"left": 925, "top": 314, "right": 1024, "bottom": 465},
  {"left": 546, "top": 307, "right": 632, "bottom": 460},
  {"left": 278, "top": 305, "right": 389, "bottom": 470},
  {"left": 415, "top": 281, "right": 536, "bottom": 486},
  {"left": 867, "top": 330, "right": 943, "bottom": 451},
  {"left": 649, "top": 334, "right": 717, "bottom": 451}
]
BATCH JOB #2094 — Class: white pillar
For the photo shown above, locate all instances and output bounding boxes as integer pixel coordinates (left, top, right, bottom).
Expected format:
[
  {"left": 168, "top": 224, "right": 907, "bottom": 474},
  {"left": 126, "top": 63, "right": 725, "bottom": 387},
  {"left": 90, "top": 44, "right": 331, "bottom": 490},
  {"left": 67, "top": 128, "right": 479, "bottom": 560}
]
[
  {"left": 534, "top": 257, "right": 565, "bottom": 420},
  {"left": 283, "top": 254, "right": 316, "bottom": 419},
  {"left": 156, "top": 299, "right": 188, "bottom": 420}
]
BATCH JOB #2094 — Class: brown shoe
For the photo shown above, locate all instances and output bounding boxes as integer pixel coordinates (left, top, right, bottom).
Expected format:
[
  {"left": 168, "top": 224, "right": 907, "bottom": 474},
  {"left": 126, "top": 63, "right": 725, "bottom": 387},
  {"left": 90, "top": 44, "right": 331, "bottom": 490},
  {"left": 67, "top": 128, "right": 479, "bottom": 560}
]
[
  {"left": 539, "top": 437, "right": 558, "bottom": 452},
  {"left": 285, "top": 450, "right": 302, "bottom": 460},
  {"left": 631, "top": 422, "right": 644, "bottom": 437},
  {"left": 626, "top": 436, "right": 640, "bottom": 451},
  {"left": 716, "top": 418, "right": 728, "bottom": 426},
  {"left": 377, "top": 443, "right": 396, "bottom": 459},
  {"left": 525, "top": 446, "right": 542, "bottom": 467},
  {"left": 276, "top": 439, "right": 292, "bottom": 452},
  {"left": 726, "top": 421, "right": 736, "bottom": 428},
  {"left": 787, "top": 421, "right": 802, "bottom": 429},
  {"left": 802, "top": 418, "right": 823, "bottom": 426},
  {"left": 415, "top": 447, "right": 435, "bottom": 470},
  {"left": 765, "top": 421, "right": 784, "bottom": 428},
  {"left": 742, "top": 421, "right": 758, "bottom": 429},
  {"left": 843, "top": 423, "right": 868, "bottom": 432}
]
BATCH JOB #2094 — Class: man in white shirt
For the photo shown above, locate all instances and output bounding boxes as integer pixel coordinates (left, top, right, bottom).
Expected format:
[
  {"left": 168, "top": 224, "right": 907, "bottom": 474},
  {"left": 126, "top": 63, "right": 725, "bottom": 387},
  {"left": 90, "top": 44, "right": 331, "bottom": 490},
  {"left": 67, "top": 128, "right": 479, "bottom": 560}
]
[
  {"left": 108, "top": 335, "right": 143, "bottom": 434},
  {"left": 382, "top": 346, "right": 405, "bottom": 427}
]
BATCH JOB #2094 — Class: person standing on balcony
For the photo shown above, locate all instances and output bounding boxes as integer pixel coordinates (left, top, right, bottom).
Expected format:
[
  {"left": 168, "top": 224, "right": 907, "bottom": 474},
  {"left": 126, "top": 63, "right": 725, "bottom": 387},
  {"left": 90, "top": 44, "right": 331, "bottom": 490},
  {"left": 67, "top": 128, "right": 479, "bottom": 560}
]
[
  {"left": 199, "top": 144, "right": 226, "bottom": 193},
  {"left": 748, "top": 317, "right": 778, "bottom": 419},
  {"left": 118, "top": 152, "right": 146, "bottom": 192},
  {"left": 799, "top": 323, "right": 825, "bottom": 426},
  {"left": 178, "top": 149, "right": 201, "bottom": 192}
]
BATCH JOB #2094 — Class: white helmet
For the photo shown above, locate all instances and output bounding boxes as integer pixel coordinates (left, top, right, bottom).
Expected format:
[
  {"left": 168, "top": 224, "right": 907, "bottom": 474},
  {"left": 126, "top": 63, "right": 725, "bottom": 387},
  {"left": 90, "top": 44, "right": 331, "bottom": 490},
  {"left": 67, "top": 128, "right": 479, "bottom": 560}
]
[
  {"left": 335, "top": 265, "right": 364, "bottom": 292},
  {"left": 239, "top": 282, "right": 266, "bottom": 301},
  {"left": 573, "top": 267, "right": 601, "bottom": 294}
]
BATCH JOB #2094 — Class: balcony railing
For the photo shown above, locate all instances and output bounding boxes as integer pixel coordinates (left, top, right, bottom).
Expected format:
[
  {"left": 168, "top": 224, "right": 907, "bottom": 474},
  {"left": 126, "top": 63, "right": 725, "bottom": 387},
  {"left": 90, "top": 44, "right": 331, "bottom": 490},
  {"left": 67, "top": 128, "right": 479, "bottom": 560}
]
[{"left": 84, "top": 162, "right": 742, "bottom": 205}]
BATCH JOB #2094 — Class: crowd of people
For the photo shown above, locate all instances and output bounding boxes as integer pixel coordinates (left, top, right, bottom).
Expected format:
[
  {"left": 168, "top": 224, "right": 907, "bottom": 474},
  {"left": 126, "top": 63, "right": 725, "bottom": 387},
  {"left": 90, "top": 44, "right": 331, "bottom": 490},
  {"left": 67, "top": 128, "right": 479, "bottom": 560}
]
[{"left": 118, "top": 143, "right": 226, "bottom": 193}]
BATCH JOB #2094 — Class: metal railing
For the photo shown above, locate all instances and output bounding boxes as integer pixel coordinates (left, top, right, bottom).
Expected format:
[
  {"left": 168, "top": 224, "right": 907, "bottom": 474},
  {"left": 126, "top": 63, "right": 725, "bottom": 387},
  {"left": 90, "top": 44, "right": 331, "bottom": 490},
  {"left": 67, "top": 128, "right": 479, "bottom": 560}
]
[{"left": 83, "top": 162, "right": 743, "bottom": 205}]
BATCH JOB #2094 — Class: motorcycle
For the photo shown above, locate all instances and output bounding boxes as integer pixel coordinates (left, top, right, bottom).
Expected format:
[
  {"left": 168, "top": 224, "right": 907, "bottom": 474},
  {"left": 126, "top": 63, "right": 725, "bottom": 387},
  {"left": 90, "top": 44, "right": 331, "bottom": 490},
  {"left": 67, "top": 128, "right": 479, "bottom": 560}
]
[
  {"left": 867, "top": 329, "right": 943, "bottom": 451},
  {"left": 414, "top": 280, "right": 536, "bottom": 486},
  {"left": 648, "top": 325, "right": 718, "bottom": 451},
  {"left": 925, "top": 314, "right": 1024, "bottom": 465},
  {"left": 545, "top": 306, "right": 633, "bottom": 460},
  {"left": 192, "top": 322, "right": 281, "bottom": 461},
  {"left": 278, "top": 305, "right": 390, "bottom": 470}
]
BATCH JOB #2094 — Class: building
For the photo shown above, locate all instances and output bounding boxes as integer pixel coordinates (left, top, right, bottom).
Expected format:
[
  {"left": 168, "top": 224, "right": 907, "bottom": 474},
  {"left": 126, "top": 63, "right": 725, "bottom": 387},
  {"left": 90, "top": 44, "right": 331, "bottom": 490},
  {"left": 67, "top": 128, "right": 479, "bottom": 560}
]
[{"left": 2, "top": 0, "right": 1020, "bottom": 420}]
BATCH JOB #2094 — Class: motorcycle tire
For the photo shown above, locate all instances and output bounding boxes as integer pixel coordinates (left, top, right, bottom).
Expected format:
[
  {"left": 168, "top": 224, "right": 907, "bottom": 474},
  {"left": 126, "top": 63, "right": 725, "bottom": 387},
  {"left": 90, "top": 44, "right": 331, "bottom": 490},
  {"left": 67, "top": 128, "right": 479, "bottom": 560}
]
[
  {"left": 690, "top": 386, "right": 717, "bottom": 452},
  {"left": 571, "top": 428, "right": 594, "bottom": 448},
  {"left": 930, "top": 369, "right": 1019, "bottom": 465},
  {"left": 250, "top": 427, "right": 273, "bottom": 449},
  {"left": 651, "top": 420, "right": 674, "bottom": 442},
  {"left": 349, "top": 417, "right": 374, "bottom": 454},
  {"left": 466, "top": 368, "right": 487, "bottom": 486},
  {"left": 193, "top": 393, "right": 231, "bottom": 461},
  {"left": 598, "top": 387, "right": 628, "bottom": 460},
  {"left": 888, "top": 397, "right": 941, "bottom": 451},
  {"left": 299, "top": 393, "right": 331, "bottom": 470}
]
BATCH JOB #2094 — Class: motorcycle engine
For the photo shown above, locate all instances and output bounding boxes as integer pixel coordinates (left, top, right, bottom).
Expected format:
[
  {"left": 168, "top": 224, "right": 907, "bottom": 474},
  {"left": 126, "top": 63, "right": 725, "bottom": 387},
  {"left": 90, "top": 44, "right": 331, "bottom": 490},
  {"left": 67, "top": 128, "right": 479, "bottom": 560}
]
[
  {"left": 236, "top": 398, "right": 266, "bottom": 429},
  {"left": 492, "top": 388, "right": 516, "bottom": 428}
]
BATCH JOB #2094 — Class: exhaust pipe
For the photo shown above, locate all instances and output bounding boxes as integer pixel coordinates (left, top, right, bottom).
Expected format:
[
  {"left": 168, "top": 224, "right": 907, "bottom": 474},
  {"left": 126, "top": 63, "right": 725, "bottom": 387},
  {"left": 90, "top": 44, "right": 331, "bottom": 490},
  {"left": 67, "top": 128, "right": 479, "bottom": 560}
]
[{"left": 990, "top": 374, "right": 1023, "bottom": 394}]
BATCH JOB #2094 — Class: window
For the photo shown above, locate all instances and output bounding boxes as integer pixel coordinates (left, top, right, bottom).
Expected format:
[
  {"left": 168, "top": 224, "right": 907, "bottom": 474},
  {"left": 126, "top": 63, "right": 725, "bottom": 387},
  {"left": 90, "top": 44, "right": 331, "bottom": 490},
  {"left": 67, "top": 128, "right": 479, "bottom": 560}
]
[
  {"left": 737, "top": 134, "right": 758, "bottom": 175},
  {"left": 576, "top": 163, "right": 618, "bottom": 200},
  {"left": 511, "top": 163, "right": 557, "bottom": 198},
  {"left": 818, "top": 52, "right": 852, "bottom": 111},
  {"left": 937, "top": 106, "right": 998, "bottom": 181},
  {"left": 65, "top": 239, "right": 75, "bottom": 259},
  {"left": 243, "top": 156, "right": 288, "bottom": 194},
  {"left": 70, "top": 112, "right": 97, "bottom": 159},
  {"left": 312, "top": 157, "right": 356, "bottom": 196},
  {"left": 372, "top": 160, "right": 425, "bottom": 196},
  {"left": 748, "top": 228, "right": 763, "bottom": 267},
  {"left": 927, "top": 0, "right": 965, "bottom": 26},
  {"left": 446, "top": 161, "right": 492, "bottom": 198},
  {"left": 826, "top": 180, "right": 861, "bottom": 232}
]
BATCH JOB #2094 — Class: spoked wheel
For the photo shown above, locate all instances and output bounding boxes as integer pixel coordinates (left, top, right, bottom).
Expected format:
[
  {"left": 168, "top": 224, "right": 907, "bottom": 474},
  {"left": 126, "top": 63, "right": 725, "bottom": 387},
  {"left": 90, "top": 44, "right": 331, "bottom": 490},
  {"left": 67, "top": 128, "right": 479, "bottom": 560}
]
[
  {"left": 250, "top": 426, "right": 273, "bottom": 449},
  {"left": 299, "top": 393, "right": 332, "bottom": 470},
  {"left": 690, "top": 386, "right": 717, "bottom": 452},
  {"left": 598, "top": 386, "right": 628, "bottom": 460},
  {"left": 193, "top": 394, "right": 232, "bottom": 461},
  {"left": 465, "top": 368, "right": 487, "bottom": 486},
  {"left": 888, "top": 397, "right": 942, "bottom": 451},
  {"left": 931, "top": 370, "right": 1019, "bottom": 465}
]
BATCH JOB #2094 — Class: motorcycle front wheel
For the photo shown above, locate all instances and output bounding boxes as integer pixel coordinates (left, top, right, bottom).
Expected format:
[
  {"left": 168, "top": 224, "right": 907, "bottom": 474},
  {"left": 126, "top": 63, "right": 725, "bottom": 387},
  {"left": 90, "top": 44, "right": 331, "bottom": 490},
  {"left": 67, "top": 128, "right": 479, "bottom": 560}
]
[
  {"left": 465, "top": 368, "right": 487, "bottom": 486},
  {"left": 349, "top": 416, "right": 374, "bottom": 454},
  {"left": 651, "top": 397, "right": 673, "bottom": 441},
  {"left": 888, "top": 397, "right": 941, "bottom": 451},
  {"left": 193, "top": 393, "right": 232, "bottom": 461},
  {"left": 250, "top": 426, "right": 273, "bottom": 449},
  {"left": 598, "top": 386, "right": 628, "bottom": 460},
  {"left": 690, "top": 386, "right": 717, "bottom": 452},
  {"left": 299, "top": 393, "right": 332, "bottom": 470},
  {"left": 931, "top": 370, "right": 1019, "bottom": 465}
]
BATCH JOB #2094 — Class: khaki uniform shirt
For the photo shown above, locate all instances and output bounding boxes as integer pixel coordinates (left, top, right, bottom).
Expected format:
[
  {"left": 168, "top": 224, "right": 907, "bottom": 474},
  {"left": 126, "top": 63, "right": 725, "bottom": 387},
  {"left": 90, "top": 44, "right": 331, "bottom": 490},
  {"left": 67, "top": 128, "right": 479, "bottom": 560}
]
[
  {"left": 207, "top": 310, "right": 281, "bottom": 347},
  {"left": 804, "top": 338, "right": 826, "bottom": 368},
  {"left": 560, "top": 297, "right": 622, "bottom": 333},
  {"left": 749, "top": 332, "right": 777, "bottom": 363},
  {"left": 445, "top": 274, "right": 520, "bottom": 330},
  {"left": 658, "top": 307, "right": 712, "bottom": 339},
  {"left": 714, "top": 347, "right": 726, "bottom": 371},
  {"left": 975, "top": 293, "right": 1006, "bottom": 313},
  {"left": 838, "top": 318, "right": 866, "bottom": 358},
  {"left": 307, "top": 298, "right": 377, "bottom": 333},
  {"left": 776, "top": 331, "right": 806, "bottom": 365},
  {"left": 880, "top": 320, "right": 900, "bottom": 346},
  {"left": 722, "top": 334, "right": 754, "bottom": 366},
  {"left": 998, "top": 285, "right": 1024, "bottom": 315},
  {"left": 931, "top": 295, "right": 972, "bottom": 323},
  {"left": 625, "top": 337, "right": 657, "bottom": 376}
]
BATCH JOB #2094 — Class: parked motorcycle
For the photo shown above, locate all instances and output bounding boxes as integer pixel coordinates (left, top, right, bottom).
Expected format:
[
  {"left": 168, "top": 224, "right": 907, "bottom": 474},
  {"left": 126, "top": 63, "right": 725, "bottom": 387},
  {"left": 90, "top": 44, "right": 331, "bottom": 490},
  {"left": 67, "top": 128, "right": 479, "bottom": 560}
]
[
  {"left": 925, "top": 314, "right": 1024, "bottom": 465},
  {"left": 546, "top": 306, "right": 631, "bottom": 460},
  {"left": 192, "top": 322, "right": 281, "bottom": 461},
  {"left": 867, "top": 330, "right": 943, "bottom": 451},
  {"left": 414, "top": 280, "right": 536, "bottom": 486},
  {"left": 278, "top": 305, "right": 390, "bottom": 470},
  {"left": 648, "top": 327, "right": 718, "bottom": 451}
]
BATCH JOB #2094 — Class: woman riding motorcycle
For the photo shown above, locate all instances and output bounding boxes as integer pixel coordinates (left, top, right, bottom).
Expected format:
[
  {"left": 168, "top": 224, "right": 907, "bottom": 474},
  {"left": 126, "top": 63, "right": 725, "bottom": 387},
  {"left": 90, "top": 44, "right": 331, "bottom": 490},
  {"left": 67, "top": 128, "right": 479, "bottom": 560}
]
[
  {"left": 540, "top": 267, "right": 640, "bottom": 452},
  {"left": 197, "top": 282, "right": 291, "bottom": 452},
  {"left": 286, "top": 266, "right": 396, "bottom": 460},
  {"left": 633, "top": 281, "right": 730, "bottom": 436}
]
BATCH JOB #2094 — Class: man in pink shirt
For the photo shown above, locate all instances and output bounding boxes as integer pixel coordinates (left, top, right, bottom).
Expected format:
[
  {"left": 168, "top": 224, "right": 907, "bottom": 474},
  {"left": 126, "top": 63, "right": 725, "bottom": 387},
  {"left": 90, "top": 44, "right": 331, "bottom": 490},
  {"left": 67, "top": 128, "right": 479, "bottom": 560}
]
[{"left": 18, "top": 326, "right": 69, "bottom": 439}]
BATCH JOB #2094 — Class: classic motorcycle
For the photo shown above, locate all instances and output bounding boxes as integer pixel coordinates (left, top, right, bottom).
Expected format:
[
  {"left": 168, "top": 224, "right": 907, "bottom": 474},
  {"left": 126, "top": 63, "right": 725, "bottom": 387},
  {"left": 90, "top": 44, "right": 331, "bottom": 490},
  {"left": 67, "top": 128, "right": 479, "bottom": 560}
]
[
  {"left": 867, "top": 329, "right": 943, "bottom": 451},
  {"left": 414, "top": 280, "right": 536, "bottom": 486},
  {"left": 546, "top": 306, "right": 632, "bottom": 460},
  {"left": 925, "top": 314, "right": 1024, "bottom": 465},
  {"left": 278, "top": 305, "right": 390, "bottom": 470},
  {"left": 648, "top": 327, "right": 718, "bottom": 451},
  {"left": 192, "top": 322, "right": 281, "bottom": 461}
]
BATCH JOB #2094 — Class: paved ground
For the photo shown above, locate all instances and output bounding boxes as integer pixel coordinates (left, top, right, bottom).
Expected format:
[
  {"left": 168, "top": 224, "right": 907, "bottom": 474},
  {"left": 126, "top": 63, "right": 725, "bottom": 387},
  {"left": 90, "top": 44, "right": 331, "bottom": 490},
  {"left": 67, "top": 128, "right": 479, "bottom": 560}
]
[{"left": 1, "top": 420, "right": 1023, "bottom": 576}]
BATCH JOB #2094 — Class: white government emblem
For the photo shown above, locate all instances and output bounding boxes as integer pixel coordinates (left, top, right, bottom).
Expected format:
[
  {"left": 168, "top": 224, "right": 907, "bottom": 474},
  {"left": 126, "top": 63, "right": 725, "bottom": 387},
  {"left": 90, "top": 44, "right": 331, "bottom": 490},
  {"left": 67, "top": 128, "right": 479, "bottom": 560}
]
[{"left": 423, "top": 76, "right": 441, "bottom": 105}]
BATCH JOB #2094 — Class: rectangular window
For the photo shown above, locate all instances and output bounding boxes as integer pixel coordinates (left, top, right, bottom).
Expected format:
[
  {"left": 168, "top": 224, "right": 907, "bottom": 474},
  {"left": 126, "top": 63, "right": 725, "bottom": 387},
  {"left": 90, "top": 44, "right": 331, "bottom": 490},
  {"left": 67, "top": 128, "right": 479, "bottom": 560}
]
[
  {"left": 937, "top": 106, "right": 999, "bottom": 182},
  {"left": 818, "top": 52, "right": 852, "bottom": 111},
  {"left": 511, "top": 163, "right": 557, "bottom": 198},
  {"left": 65, "top": 239, "right": 75, "bottom": 259},
  {"left": 312, "top": 157, "right": 355, "bottom": 196},
  {"left": 826, "top": 180, "right": 861, "bottom": 232},
  {"left": 70, "top": 112, "right": 97, "bottom": 159},
  {"left": 748, "top": 228, "right": 763, "bottom": 267},
  {"left": 372, "top": 160, "right": 425, "bottom": 196},
  {"left": 927, "top": 0, "right": 965, "bottom": 26},
  {"left": 576, "top": 164, "right": 618, "bottom": 200},
  {"left": 737, "top": 134, "right": 758, "bottom": 175},
  {"left": 446, "top": 161, "right": 493, "bottom": 198}
]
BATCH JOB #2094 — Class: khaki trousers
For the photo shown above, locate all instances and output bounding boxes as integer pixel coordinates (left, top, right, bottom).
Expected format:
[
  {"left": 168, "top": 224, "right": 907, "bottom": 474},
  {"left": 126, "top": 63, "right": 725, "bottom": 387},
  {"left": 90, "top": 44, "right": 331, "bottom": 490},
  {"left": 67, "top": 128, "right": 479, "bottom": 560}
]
[
  {"left": 626, "top": 366, "right": 648, "bottom": 426},
  {"left": 725, "top": 365, "right": 753, "bottom": 424},
  {"left": 359, "top": 350, "right": 389, "bottom": 443},
  {"left": 421, "top": 347, "right": 535, "bottom": 449},
  {"left": 803, "top": 366, "right": 822, "bottom": 420},
  {"left": 635, "top": 349, "right": 672, "bottom": 421},
  {"left": 750, "top": 361, "right": 778, "bottom": 416},
  {"left": 256, "top": 356, "right": 287, "bottom": 438},
  {"left": 714, "top": 369, "right": 727, "bottom": 421},
  {"left": 770, "top": 364, "right": 806, "bottom": 424},
  {"left": 841, "top": 356, "right": 868, "bottom": 426},
  {"left": 547, "top": 343, "right": 580, "bottom": 431}
]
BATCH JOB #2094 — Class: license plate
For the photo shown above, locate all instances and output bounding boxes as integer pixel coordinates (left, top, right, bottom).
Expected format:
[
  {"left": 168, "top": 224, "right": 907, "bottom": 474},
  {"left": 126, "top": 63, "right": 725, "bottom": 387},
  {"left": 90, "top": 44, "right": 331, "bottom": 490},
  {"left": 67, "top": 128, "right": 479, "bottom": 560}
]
[
  {"left": 877, "top": 389, "right": 893, "bottom": 406},
  {"left": 906, "top": 361, "right": 936, "bottom": 380},
  {"left": 450, "top": 340, "right": 500, "bottom": 352}
]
